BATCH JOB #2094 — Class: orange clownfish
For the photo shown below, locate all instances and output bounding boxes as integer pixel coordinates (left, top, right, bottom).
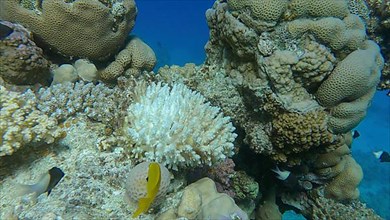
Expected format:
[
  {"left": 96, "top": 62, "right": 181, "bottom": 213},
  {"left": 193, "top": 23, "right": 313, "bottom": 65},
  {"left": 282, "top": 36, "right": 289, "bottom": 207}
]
[{"left": 132, "top": 162, "right": 161, "bottom": 218}]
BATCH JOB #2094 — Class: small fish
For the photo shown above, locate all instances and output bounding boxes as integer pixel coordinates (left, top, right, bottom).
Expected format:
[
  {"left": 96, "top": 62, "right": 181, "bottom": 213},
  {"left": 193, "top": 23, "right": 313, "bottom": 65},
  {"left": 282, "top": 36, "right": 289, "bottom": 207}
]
[
  {"left": 373, "top": 151, "right": 390, "bottom": 163},
  {"left": 0, "top": 23, "right": 13, "bottom": 40},
  {"left": 352, "top": 130, "right": 360, "bottom": 139},
  {"left": 132, "top": 162, "right": 161, "bottom": 218},
  {"left": 272, "top": 166, "right": 300, "bottom": 190},
  {"left": 16, "top": 167, "right": 64, "bottom": 198}
]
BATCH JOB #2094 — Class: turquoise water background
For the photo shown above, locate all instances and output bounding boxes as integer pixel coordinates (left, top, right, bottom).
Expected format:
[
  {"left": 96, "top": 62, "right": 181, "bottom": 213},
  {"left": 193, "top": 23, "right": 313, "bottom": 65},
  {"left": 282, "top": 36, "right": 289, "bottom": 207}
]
[{"left": 133, "top": 1, "right": 390, "bottom": 219}]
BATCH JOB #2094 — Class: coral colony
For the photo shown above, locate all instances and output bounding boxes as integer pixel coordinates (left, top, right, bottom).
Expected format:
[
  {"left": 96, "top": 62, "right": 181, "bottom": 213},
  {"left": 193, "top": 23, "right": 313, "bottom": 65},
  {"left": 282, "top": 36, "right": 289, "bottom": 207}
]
[{"left": 0, "top": 0, "right": 389, "bottom": 219}]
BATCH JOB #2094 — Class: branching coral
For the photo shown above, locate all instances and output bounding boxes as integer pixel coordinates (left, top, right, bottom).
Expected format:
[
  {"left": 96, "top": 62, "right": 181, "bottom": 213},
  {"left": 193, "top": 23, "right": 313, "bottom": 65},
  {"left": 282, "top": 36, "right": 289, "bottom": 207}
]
[
  {"left": 124, "top": 82, "right": 237, "bottom": 170},
  {"left": 0, "top": 86, "right": 65, "bottom": 156}
]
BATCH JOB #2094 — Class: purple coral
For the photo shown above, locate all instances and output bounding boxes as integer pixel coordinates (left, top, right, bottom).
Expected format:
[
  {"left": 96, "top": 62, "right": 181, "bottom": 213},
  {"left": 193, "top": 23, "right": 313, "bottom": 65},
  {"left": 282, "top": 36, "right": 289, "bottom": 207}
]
[
  {"left": 0, "top": 21, "right": 50, "bottom": 85},
  {"left": 207, "top": 158, "right": 236, "bottom": 198}
]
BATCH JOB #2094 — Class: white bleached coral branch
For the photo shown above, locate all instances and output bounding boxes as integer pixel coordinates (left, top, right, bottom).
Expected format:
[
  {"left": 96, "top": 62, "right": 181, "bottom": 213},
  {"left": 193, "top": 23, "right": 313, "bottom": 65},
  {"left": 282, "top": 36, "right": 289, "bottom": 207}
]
[{"left": 124, "top": 82, "right": 237, "bottom": 170}]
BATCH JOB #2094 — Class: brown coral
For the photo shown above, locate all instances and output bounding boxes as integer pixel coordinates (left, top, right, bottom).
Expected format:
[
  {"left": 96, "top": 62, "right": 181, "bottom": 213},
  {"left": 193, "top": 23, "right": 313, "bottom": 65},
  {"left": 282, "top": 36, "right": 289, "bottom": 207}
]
[
  {"left": 0, "top": 0, "right": 137, "bottom": 61},
  {"left": 99, "top": 36, "right": 156, "bottom": 81},
  {"left": 306, "top": 189, "right": 382, "bottom": 220},
  {"left": 324, "top": 155, "right": 363, "bottom": 201},
  {"left": 271, "top": 110, "right": 336, "bottom": 163},
  {"left": 0, "top": 21, "right": 50, "bottom": 85}
]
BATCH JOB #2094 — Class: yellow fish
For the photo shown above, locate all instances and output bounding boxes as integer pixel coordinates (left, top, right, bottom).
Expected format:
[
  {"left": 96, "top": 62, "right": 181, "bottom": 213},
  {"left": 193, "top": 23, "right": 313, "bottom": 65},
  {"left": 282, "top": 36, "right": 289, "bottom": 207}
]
[{"left": 132, "top": 162, "right": 161, "bottom": 218}]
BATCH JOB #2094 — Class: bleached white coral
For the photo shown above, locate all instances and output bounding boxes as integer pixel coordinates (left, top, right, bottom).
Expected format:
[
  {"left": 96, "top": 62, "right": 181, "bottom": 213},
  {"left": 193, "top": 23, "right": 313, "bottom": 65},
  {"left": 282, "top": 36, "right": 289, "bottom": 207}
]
[{"left": 124, "top": 82, "right": 237, "bottom": 170}]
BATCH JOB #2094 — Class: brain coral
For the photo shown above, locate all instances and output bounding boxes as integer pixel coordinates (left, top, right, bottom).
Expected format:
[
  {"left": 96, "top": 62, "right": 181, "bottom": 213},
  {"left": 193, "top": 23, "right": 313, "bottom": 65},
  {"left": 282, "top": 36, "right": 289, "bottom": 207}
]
[
  {"left": 287, "top": 0, "right": 349, "bottom": 19},
  {"left": 0, "top": 0, "right": 137, "bottom": 61},
  {"left": 125, "top": 162, "right": 170, "bottom": 207},
  {"left": 0, "top": 21, "right": 50, "bottom": 85},
  {"left": 316, "top": 40, "right": 384, "bottom": 107},
  {"left": 327, "top": 88, "right": 376, "bottom": 133},
  {"left": 124, "top": 82, "right": 237, "bottom": 170},
  {"left": 227, "top": 0, "right": 288, "bottom": 22}
]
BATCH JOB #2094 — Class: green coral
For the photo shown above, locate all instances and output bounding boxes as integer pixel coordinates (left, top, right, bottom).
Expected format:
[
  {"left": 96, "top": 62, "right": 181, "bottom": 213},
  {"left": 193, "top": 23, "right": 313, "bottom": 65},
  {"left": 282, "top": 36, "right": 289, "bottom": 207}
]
[{"left": 232, "top": 171, "right": 259, "bottom": 201}]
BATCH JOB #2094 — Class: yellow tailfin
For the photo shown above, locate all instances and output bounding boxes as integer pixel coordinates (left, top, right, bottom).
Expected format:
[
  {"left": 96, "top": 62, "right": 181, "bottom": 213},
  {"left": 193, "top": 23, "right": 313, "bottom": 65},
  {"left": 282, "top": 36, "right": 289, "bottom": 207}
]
[{"left": 132, "top": 162, "right": 161, "bottom": 218}]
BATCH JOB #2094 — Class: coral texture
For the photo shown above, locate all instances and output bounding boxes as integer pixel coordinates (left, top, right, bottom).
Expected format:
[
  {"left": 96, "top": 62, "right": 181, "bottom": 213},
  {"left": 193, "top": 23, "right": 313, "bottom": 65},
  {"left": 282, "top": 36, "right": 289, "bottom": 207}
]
[
  {"left": 287, "top": 15, "right": 366, "bottom": 52},
  {"left": 287, "top": 0, "right": 349, "bottom": 19},
  {"left": 25, "top": 81, "right": 130, "bottom": 128},
  {"left": 316, "top": 40, "right": 383, "bottom": 107},
  {"left": 0, "top": 86, "right": 64, "bottom": 156},
  {"left": 271, "top": 110, "right": 335, "bottom": 163},
  {"left": 227, "top": 0, "right": 288, "bottom": 22},
  {"left": 124, "top": 82, "right": 237, "bottom": 170},
  {"left": 0, "top": 21, "right": 50, "bottom": 85},
  {"left": 324, "top": 155, "right": 363, "bottom": 201},
  {"left": 100, "top": 36, "right": 156, "bottom": 81},
  {"left": 0, "top": 0, "right": 137, "bottom": 61},
  {"left": 176, "top": 178, "right": 248, "bottom": 219}
]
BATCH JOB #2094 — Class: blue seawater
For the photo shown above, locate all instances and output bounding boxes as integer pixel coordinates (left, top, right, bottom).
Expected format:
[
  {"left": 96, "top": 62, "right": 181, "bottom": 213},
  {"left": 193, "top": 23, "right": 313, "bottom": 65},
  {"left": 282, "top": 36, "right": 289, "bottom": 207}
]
[{"left": 133, "top": 1, "right": 390, "bottom": 219}]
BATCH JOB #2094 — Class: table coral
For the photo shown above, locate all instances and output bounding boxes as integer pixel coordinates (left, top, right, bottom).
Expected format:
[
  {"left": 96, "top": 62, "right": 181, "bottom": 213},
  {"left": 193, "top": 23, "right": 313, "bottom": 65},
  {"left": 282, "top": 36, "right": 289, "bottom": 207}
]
[
  {"left": 0, "top": 21, "right": 50, "bottom": 85},
  {"left": 0, "top": 0, "right": 137, "bottom": 61}
]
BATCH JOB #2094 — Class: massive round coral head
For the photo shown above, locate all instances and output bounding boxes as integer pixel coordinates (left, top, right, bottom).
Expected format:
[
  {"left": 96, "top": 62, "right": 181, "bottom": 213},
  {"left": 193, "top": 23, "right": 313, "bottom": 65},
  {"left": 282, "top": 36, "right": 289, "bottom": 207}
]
[
  {"left": 124, "top": 82, "right": 237, "bottom": 170},
  {"left": 0, "top": 0, "right": 137, "bottom": 61}
]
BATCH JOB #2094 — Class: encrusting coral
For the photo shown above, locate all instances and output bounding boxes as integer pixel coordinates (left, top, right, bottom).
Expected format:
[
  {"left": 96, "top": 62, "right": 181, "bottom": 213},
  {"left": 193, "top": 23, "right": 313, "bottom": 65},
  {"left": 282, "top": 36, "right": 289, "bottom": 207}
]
[
  {"left": 124, "top": 82, "right": 237, "bottom": 170},
  {"left": 0, "top": 0, "right": 137, "bottom": 61},
  {"left": 0, "top": 21, "right": 50, "bottom": 85}
]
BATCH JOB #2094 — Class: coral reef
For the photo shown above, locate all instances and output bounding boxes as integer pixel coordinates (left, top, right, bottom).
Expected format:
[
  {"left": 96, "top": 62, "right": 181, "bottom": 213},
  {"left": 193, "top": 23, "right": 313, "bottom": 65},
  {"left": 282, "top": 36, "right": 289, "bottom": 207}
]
[
  {"left": 323, "top": 155, "right": 363, "bottom": 201},
  {"left": 0, "top": 0, "right": 386, "bottom": 219},
  {"left": 316, "top": 40, "right": 383, "bottom": 108},
  {"left": 124, "top": 82, "right": 237, "bottom": 170},
  {"left": 156, "top": 0, "right": 384, "bottom": 218},
  {"left": 0, "top": 0, "right": 137, "bottom": 61},
  {"left": 0, "top": 21, "right": 50, "bottom": 85}
]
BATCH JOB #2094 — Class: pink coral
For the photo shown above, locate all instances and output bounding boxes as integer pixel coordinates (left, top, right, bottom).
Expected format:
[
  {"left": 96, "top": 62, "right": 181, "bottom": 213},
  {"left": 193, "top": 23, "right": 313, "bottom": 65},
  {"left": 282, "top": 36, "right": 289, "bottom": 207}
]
[{"left": 207, "top": 158, "right": 236, "bottom": 197}]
